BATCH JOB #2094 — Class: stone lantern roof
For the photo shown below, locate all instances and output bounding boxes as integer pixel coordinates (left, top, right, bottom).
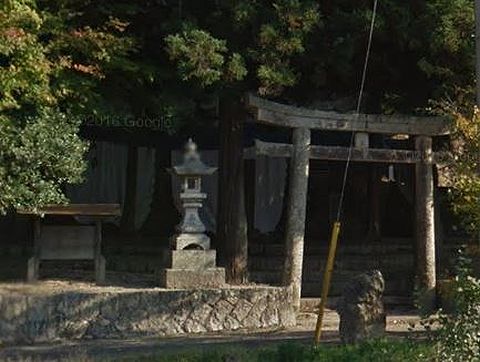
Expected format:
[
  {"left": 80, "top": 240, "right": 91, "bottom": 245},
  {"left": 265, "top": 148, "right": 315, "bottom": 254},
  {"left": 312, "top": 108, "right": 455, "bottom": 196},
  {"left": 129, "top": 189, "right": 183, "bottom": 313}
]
[{"left": 170, "top": 138, "right": 217, "bottom": 176}]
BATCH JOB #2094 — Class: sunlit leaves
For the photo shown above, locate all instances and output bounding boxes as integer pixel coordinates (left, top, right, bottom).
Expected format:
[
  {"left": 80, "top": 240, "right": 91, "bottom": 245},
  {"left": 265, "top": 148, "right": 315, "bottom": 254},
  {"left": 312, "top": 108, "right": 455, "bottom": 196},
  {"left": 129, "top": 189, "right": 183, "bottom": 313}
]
[
  {"left": 0, "top": 0, "right": 131, "bottom": 212},
  {"left": 164, "top": 1, "right": 319, "bottom": 96},
  {"left": 0, "top": 2, "right": 52, "bottom": 112},
  {"left": 0, "top": 111, "right": 88, "bottom": 213},
  {"left": 442, "top": 104, "right": 480, "bottom": 234},
  {"left": 165, "top": 29, "right": 248, "bottom": 87},
  {"left": 251, "top": 0, "right": 320, "bottom": 95},
  {"left": 436, "top": 255, "right": 480, "bottom": 361}
]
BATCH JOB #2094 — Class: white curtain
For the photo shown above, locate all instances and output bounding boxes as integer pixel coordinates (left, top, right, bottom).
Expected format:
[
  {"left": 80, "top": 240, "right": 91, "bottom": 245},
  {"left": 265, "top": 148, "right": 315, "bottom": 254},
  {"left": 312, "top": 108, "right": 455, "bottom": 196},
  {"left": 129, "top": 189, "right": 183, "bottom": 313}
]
[
  {"left": 171, "top": 150, "right": 287, "bottom": 233},
  {"left": 254, "top": 155, "right": 287, "bottom": 233},
  {"left": 66, "top": 141, "right": 155, "bottom": 230}
]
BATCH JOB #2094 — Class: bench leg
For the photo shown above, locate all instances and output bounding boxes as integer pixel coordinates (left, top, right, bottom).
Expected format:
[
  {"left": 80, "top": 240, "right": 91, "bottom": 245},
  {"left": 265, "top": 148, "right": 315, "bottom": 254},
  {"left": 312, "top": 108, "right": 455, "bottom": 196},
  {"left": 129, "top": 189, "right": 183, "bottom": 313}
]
[
  {"left": 95, "top": 255, "right": 106, "bottom": 284},
  {"left": 27, "top": 256, "right": 39, "bottom": 282}
]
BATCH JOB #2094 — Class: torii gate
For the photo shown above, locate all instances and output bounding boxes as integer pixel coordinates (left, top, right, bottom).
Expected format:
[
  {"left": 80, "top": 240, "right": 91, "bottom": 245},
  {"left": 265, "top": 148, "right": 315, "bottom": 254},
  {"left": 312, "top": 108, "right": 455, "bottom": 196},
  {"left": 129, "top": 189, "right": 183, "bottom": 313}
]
[{"left": 246, "top": 94, "right": 452, "bottom": 310}]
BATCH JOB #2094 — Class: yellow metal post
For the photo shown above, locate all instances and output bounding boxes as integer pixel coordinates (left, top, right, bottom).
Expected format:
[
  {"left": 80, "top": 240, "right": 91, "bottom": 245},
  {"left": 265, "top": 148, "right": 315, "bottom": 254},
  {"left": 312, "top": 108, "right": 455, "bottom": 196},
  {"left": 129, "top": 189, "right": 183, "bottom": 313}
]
[{"left": 314, "top": 221, "right": 341, "bottom": 345}]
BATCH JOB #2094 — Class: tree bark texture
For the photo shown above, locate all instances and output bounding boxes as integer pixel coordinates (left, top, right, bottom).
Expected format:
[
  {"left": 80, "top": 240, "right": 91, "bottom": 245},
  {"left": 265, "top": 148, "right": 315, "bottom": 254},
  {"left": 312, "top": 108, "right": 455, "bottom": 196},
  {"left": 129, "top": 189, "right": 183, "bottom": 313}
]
[{"left": 217, "top": 97, "right": 248, "bottom": 284}]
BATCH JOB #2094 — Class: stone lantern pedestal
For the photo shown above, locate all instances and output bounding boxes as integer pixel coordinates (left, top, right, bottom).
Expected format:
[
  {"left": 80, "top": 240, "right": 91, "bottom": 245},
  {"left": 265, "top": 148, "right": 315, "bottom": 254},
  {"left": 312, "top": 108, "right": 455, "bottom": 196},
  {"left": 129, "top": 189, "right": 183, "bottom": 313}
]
[{"left": 158, "top": 139, "right": 225, "bottom": 289}]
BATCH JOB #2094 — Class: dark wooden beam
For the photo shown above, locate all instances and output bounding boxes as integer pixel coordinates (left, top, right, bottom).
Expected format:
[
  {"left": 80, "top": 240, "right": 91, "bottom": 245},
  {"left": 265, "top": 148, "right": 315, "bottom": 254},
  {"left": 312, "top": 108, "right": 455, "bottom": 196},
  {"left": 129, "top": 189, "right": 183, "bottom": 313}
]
[
  {"left": 254, "top": 140, "right": 424, "bottom": 163},
  {"left": 17, "top": 204, "right": 121, "bottom": 217},
  {"left": 254, "top": 140, "right": 293, "bottom": 158},
  {"left": 247, "top": 94, "right": 451, "bottom": 136},
  {"left": 310, "top": 145, "right": 421, "bottom": 163}
]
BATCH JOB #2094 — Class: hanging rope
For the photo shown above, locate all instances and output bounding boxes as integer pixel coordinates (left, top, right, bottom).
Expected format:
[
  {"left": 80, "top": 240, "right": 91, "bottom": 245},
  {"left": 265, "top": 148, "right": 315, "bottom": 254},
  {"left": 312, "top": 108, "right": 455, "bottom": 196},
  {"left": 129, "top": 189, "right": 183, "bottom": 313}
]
[
  {"left": 314, "top": 0, "right": 379, "bottom": 345},
  {"left": 337, "top": 0, "right": 379, "bottom": 222}
]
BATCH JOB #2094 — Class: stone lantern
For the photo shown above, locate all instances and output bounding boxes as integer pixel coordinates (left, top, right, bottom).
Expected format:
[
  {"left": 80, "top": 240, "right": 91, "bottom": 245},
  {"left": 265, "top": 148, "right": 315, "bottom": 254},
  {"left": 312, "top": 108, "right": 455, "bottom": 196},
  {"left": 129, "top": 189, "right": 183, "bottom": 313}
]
[{"left": 158, "top": 139, "right": 226, "bottom": 288}]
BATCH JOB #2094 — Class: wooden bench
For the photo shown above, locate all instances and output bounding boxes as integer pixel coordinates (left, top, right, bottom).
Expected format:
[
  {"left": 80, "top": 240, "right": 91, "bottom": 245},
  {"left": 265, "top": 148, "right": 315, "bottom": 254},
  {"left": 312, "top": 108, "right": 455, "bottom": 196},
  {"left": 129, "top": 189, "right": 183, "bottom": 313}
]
[{"left": 17, "top": 204, "right": 121, "bottom": 284}]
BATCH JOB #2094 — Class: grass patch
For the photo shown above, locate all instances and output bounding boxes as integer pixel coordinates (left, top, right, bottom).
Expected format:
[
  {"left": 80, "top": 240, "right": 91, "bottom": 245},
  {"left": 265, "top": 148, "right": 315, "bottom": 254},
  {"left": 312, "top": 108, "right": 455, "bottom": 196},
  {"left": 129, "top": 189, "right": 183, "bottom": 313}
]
[{"left": 119, "top": 339, "right": 434, "bottom": 362}]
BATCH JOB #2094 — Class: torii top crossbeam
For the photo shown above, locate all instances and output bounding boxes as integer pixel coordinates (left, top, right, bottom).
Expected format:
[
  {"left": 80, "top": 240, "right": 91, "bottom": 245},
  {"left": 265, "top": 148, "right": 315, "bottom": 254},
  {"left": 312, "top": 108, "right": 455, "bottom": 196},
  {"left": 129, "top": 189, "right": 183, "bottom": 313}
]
[
  {"left": 246, "top": 94, "right": 452, "bottom": 164},
  {"left": 247, "top": 94, "right": 451, "bottom": 136}
]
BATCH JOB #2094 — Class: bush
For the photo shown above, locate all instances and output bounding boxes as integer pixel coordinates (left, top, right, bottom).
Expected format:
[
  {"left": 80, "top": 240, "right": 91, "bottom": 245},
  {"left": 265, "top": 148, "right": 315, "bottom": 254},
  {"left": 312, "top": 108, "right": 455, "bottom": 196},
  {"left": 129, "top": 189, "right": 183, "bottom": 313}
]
[
  {"left": 435, "top": 252, "right": 480, "bottom": 362},
  {"left": 119, "top": 340, "right": 434, "bottom": 362},
  {"left": 0, "top": 111, "right": 87, "bottom": 213}
]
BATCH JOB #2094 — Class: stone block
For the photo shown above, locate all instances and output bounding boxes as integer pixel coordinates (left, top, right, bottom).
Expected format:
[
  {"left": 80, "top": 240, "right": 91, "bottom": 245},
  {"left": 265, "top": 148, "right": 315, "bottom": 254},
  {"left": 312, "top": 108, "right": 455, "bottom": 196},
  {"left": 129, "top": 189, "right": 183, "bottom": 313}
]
[
  {"left": 337, "top": 270, "right": 386, "bottom": 344},
  {"left": 159, "top": 268, "right": 225, "bottom": 289},
  {"left": 164, "top": 250, "right": 217, "bottom": 270},
  {"left": 170, "top": 233, "right": 210, "bottom": 250}
]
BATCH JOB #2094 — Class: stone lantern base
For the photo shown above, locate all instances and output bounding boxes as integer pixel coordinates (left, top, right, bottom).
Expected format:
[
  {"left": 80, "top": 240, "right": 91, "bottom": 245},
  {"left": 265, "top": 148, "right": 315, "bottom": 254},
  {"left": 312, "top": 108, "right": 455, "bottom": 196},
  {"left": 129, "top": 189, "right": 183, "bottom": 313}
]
[
  {"left": 158, "top": 236, "right": 226, "bottom": 289},
  {"left": 159, "top": 266, "right": 226, "bottom": 289},
  {"left": 160, "top": 139, "right": 225, "bottom": 289}
]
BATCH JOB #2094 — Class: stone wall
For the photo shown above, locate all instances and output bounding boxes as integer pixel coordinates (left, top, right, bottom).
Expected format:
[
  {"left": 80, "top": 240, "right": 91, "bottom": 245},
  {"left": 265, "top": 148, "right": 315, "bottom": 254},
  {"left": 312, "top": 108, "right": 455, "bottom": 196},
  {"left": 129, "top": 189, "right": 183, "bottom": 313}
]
[{"left": 0, "top": 284, "right": 295, "bottom": 344}]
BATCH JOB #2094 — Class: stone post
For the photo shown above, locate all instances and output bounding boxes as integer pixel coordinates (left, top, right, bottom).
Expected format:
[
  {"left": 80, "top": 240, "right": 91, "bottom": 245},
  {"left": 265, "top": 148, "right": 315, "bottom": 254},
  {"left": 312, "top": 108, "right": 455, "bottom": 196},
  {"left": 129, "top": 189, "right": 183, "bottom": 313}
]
[
  {"left": 415, "top": 135, "right": 436, "bottom": 310},
  {"left": 354, "top": 132, "right": 369, "bottom": 149},
  {"left": 283, "top": 127, "right": 311, "bottom": 310}
]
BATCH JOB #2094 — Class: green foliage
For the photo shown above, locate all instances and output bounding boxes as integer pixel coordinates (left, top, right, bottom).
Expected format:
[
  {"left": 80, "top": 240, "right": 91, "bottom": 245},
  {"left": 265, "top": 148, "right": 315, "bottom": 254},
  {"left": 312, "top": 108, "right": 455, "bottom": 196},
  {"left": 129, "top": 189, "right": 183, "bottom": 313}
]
[
  {"left": 0, "top": 111, "right": 87, "bottom": 213},
  {"left": 435, "top": 254, "right": 480, "bottom": 361},
  {"left": 47, "top": 19, "right": 135, "bottom": 114},
  {"left": 0, "top": 0, "right": 53, "bottom": 113},
  {"left": 253, "top": 0, "right": 320, "bottom": 95},
  {"left": 0, "top": 0, "right": 131, "bottom": 212},
  {"left": 165, "top": 28, "right": 246, "bottom": 87},
  {"left": 433, "top": 95, "right": 480, "bottom": 234},
  {"left": 2, "top": 0, "right": 479, "bottom": 217},
  {"left": 420, "top": 0, "right": 474, "bottom": 92},
  {"left": 162, "top": 0, "right": 471, "bottom": 109},
  {"left": 164, "top": 1, "right": 320, "bottom": 96},
  {"left": 119, "top": 340, "right": 434, "bottom": 362}
]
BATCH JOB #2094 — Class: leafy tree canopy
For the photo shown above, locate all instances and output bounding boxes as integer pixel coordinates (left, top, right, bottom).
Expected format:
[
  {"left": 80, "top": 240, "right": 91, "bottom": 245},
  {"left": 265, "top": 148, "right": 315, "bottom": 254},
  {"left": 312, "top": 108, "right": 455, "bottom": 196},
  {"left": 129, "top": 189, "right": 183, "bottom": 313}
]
[
  {"left": 0, "top": 0, "right": 132, "bottom": 212},
  {"left": 2, "top": 0, "right": 478, "bottom": 221}
]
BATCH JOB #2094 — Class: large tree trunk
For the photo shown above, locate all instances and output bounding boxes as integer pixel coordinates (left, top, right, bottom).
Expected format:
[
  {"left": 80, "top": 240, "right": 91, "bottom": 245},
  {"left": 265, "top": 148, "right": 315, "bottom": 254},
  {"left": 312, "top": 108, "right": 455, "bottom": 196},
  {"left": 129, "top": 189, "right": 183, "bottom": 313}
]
[{"left": 217, "top": 96, "right": 248, "bottom": 284}]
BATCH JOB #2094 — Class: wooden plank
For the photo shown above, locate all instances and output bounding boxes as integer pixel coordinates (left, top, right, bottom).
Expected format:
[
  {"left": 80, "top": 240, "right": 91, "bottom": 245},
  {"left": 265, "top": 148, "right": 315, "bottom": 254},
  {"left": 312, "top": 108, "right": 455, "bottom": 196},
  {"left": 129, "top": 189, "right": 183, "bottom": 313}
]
[
  {"left": 254, "top": 140, "right": 422, "bottom": 163},
  {"left": 39, "top": 226, "right": 95, "bottom": 260},
  {"left": 254, "top": 140, "right": 293, "bottom": 158},
  {"left": 247, "top": 94, "right": 451, "bottom": 136},
  {"left": 17, "top": 203, "right": 121, "bottom": 217}
]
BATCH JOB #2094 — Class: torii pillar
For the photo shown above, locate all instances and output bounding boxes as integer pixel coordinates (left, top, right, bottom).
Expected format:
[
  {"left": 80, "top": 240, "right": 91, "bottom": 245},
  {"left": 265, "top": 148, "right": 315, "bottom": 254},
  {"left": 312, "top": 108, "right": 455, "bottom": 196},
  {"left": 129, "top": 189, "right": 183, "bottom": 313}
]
[
  {"left": 415, "top": 135, "right": 436, "bottom": 310},
  {"left": 283, "top": 128, "right": 311, "bottom": 311}
]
